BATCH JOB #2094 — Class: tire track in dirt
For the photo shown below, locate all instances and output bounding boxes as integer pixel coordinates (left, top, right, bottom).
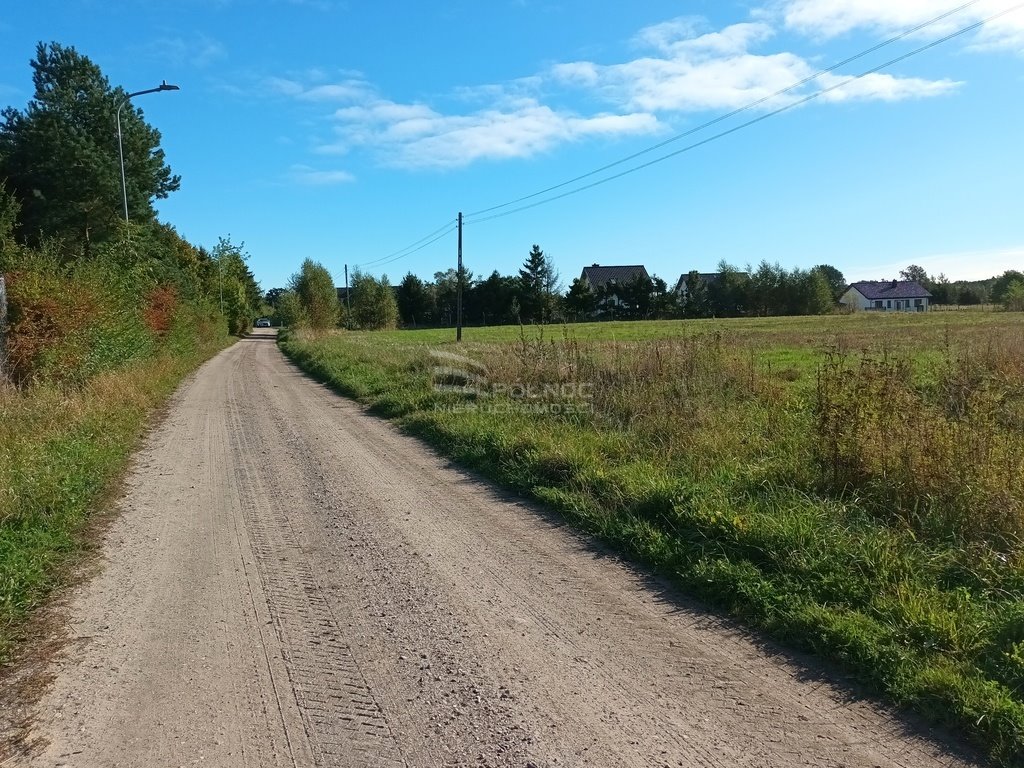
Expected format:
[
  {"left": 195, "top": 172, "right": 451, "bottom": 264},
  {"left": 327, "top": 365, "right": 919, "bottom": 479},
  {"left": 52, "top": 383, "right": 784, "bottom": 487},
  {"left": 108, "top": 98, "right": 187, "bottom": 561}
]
[{"left": 225, "top": 369, "right": 406, "bottom": 767}]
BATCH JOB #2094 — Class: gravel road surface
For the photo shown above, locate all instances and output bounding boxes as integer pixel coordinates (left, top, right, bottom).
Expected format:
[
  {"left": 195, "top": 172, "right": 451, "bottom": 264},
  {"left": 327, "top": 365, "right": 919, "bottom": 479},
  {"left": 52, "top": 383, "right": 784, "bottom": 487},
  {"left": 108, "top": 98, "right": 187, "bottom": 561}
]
[{"left": 21, "top": 330, "right": 979, "bottom": 767}]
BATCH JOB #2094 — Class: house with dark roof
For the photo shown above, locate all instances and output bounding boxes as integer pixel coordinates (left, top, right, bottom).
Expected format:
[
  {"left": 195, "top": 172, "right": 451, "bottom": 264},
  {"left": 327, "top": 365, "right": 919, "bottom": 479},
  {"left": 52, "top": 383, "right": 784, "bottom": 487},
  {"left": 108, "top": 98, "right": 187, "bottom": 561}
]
[
  {"left": 673, "top": 272, "right": 723, "bottom": 297},
  {"left": 580, "top": 264, "right": 650, "bottom": 293},
  {"left": 579, "top": 264, "right": 650, "bottom": 311},
  {"left": 839, "top": 280, "right": 932, "bottom": 312}
]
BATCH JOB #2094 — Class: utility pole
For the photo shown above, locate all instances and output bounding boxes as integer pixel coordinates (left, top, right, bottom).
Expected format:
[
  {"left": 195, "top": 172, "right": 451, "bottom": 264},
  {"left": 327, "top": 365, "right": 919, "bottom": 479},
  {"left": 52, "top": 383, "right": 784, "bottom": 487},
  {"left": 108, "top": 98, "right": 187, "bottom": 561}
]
[
  {"left": 456, "top": 212, "right": 463, "bottom": 342},
  {"left": 344, "top": 264, "right": 351, "bottom": 328}
]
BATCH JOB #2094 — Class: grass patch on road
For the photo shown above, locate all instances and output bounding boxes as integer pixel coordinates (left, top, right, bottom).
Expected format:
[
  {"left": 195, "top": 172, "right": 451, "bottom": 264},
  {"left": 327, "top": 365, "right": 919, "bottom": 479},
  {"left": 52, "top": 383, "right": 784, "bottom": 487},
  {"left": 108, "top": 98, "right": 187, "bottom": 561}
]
[
  {"left": 0, "top": 328, "right": 232, "bottom": 662},
  {"left": 282, "top": 313, "right": 1024, "bottom": 767}
]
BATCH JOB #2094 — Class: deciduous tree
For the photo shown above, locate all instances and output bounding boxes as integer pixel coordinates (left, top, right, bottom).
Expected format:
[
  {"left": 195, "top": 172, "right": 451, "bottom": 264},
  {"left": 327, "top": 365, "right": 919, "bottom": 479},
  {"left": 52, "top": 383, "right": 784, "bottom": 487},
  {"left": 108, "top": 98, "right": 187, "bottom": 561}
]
[
  {"left": 1003, "top": 280, "right": 1024, "bottom": 312},
  {"left": 351, "top": 271, "right": 398, "bottom": 330},
  {"left": 682, "top": 270, "right": 710, "bottom": 318},
  {"left": 992, "top": 270, "right": 1024, "bottom": 304},
  {"left": 813, "top": 264, "right": 846, "bottom": 300},
  {"left": 899, "top": 265, "right": 930, "bottom": 286},
  {"left": 290, "top": 259, "right": 338, "bottom": 330},
  {"left": 466, "top": 270, "right": 518, "bottom": 326},
  {"left": 707, "top": 261, "right": 749, "bottom": 317},
  {"left": 212, "top": 237, "right": 260, "bottom": 335}
]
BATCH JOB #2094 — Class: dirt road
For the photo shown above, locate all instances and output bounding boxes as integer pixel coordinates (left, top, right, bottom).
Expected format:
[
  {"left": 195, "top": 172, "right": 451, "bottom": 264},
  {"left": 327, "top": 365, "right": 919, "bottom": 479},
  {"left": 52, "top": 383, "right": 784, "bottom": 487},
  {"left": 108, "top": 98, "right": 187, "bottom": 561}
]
[{"left": 21, "top": 330, "right": 979, "bottom": 767}]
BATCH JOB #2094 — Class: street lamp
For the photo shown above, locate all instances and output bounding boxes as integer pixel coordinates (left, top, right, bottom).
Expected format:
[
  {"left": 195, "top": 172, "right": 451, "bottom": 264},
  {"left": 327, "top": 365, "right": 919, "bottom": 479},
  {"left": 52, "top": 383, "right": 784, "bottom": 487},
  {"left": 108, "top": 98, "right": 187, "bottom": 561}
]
[{"left": 116, "top": 80, "right": 179, "bottom": 229}]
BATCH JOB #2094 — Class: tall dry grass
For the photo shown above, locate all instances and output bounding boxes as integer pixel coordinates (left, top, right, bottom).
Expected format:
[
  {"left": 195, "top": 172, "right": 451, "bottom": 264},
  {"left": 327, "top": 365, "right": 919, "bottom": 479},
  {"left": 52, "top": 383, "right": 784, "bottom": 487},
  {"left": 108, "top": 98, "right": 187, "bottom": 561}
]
[
  {"left": 477, "top": 323, "right": 1024, "bottom": 547},
  {"left": 815, "top": 331, "right": 1024, "bottom": 546}
]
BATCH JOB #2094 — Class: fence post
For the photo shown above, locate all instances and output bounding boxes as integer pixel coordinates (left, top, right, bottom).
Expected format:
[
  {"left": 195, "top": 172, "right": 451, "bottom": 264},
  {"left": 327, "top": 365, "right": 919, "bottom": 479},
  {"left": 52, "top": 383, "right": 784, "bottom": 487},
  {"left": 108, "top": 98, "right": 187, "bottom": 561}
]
[{"left": 0, "top": 275, "right": 7, "bottom": 385}]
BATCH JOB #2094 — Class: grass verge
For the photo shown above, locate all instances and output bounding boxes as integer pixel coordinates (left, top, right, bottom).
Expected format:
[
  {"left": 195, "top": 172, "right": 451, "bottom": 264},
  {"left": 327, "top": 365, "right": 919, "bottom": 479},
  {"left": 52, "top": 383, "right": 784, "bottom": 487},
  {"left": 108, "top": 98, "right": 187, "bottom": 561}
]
[
  {"left": 281, "top": 315, "right": 1024, "bottom": 767},
  {"left": 0, "top": 332, "right": 232, "bottom": 661}
]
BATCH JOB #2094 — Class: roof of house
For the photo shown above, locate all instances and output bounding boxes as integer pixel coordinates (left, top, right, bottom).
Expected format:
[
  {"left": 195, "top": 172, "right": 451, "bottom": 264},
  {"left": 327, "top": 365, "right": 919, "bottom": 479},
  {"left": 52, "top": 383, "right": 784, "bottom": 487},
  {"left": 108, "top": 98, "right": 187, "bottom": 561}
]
[
  {"left": 847, "top": 280, "right": 933, "bottom": 300},
  {"left": 580, "top": 264, "right": 650, "bottom": 289},
  {"left": 673, "top": 271, "right": 752, "bottom": 293},
  {"left": 673, "top": 272, "right": 724, "bottom": 292}
]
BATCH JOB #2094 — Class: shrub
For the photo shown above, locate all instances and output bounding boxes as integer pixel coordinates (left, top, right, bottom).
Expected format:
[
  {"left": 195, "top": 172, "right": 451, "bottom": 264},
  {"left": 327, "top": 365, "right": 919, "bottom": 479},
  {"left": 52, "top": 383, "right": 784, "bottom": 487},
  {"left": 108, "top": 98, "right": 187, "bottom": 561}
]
[
  {"left": 1003, "top": 280, "right": 1024, "bottom": 313},
  {"left": 815, "top": 343, "right": 1024, "bottom": 545},
  {"left": 143, "top": 284, "right": 179, "bottom": 337}
]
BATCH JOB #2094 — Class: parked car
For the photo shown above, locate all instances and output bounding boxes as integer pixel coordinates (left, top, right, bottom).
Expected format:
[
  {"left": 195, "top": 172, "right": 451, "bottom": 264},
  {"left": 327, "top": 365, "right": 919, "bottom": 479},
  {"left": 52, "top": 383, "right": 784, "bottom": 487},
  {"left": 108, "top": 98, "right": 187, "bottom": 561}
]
[{"left": 255, "top": 318, "right": 272, "bottom": 328}]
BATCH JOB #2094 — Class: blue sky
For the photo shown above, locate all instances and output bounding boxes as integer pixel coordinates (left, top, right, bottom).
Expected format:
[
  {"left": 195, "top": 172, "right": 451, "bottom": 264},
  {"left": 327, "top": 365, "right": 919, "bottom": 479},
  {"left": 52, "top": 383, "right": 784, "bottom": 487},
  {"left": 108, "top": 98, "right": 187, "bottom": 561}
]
[{"left": 2, "top": 0, "right": 1022, "bottom": 292}]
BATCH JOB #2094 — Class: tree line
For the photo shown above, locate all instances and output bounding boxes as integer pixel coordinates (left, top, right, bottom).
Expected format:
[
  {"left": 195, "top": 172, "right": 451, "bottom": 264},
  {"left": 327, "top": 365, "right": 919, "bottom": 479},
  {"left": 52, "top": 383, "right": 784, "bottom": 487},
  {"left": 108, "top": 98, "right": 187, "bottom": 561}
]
[
  {"left": 334, "top": 252, "right": 1024, "bottom": 331},
  {"left": 898, "top": 264, "right": 1024, "bottom": 309},
  {"left": 0, "top": 42, "right": 262, "bottom": 385},
  {"left": 263, "top": 248, "right": 856, "bottom": 331}
]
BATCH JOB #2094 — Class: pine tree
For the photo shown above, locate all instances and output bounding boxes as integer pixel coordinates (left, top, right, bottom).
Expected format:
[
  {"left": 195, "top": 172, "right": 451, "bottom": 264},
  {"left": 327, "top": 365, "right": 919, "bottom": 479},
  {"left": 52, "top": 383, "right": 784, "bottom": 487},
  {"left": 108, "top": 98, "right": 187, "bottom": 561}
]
[
  {"left": 564, "top": 277, "right": 597, "bottom": 320},
  {"left": 517, "top": 245, "right": 555, "bottom": 323},
  {"left": 396, "top": 272, "right": 433, "bottom": 327},
  {"left": 0, "top": 42, "right": 179, "bottom": 250}
]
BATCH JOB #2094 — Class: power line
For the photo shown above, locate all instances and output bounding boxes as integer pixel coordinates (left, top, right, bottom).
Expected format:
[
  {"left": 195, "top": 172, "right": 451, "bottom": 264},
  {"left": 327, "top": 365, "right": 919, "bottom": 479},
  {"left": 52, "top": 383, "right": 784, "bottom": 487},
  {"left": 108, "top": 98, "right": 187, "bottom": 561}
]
[
  {"left": 464, "top": 0, "right": 988, "bottom": 220},
  {"left": 355, "top": 223, "right": 459, "bottom": 271},
  {"left": 356, "top": 219, "right": 457, "bottom": 269},
  {"left": 350, "top": 1, "right": 1012, "bottom": 275},
  {"left": 464, "top": 3, "right": 1022, "bottom": 226}
]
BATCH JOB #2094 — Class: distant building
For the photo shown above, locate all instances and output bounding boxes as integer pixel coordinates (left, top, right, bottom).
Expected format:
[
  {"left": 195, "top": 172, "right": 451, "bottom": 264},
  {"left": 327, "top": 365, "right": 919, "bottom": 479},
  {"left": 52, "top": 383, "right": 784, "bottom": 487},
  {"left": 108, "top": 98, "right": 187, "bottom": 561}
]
[
  {"left": 674, "top": 272, "right": 722, "bottom": 297},
  {"left": 579, "top": 264, "right": 650, "bottom": 309},
  {"left": 839, "top": 280, "right": 932, "bottom": 312},
  {"left": 673, "top": 271, "right": 749, "bottom": 297}
]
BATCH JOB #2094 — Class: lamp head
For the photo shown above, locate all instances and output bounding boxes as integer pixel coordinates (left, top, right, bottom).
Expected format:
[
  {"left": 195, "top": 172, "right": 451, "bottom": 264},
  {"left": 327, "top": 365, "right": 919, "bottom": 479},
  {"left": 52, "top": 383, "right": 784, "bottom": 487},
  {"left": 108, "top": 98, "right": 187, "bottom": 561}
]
[{"left": 159, "top": 81, "right": 180, "bottom": 91}]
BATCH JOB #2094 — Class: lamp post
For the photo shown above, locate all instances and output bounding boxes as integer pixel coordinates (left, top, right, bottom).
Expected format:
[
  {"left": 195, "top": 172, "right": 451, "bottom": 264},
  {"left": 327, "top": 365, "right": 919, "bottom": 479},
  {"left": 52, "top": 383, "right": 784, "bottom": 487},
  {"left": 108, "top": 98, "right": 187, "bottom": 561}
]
[{"left": 116, "top": 80, "right": 179, "bottom": 229}]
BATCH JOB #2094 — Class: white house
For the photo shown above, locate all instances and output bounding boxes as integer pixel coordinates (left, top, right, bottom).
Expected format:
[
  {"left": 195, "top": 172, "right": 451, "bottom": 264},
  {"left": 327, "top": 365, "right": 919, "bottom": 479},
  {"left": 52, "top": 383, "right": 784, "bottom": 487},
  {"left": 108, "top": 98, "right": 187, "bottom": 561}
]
[{"left": 840, "top": 280, "right": 932, "bottom": 312}]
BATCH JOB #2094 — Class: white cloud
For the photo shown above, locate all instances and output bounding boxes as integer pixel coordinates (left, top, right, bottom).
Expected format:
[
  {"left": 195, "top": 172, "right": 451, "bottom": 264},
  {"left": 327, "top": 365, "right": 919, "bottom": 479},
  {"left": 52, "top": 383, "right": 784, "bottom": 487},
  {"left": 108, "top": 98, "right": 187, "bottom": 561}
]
[
  {"left": 288, "top": 164, "right": 355, "bottom": 185},
  {"left": 300, "top": 82, "right": 374, "bottom": 102},
  {"left": 142, "top": 34, "right": 226, "bottom": 69},
  {"left": 266, "top": 76, "right": 304, "bottom": 97},
  {"left": 452, "top": 76, "right": 544, "bottom": 105},
  {"left": 324, "top": 98, "right": 660, "bottom": 169},
  {"left": 632, "top": 17, "right": 704, "bottom": 52},
  {"left": 269, "top": 10, "right": 969, "bottom": 173},
  {"left": 816, "top": 72, "right": 959, "bottom": 102},
  {"left": 639, "top": 20, "right": 776, "bottom": 57},
  {"left": 333, "top": 101, "right": 439, "bottom": 125},
  {"left": 776, "top": 0, "right": 1024, "bottom": 52},
  {"left": 552, "top": 20, "right": 957, "bottom": 113},
  {"left": 266, "top": 76, "right": 373, "bottom": 102},
  {"left": 556, "top": 49, "right": 813, "bottom": 112}
]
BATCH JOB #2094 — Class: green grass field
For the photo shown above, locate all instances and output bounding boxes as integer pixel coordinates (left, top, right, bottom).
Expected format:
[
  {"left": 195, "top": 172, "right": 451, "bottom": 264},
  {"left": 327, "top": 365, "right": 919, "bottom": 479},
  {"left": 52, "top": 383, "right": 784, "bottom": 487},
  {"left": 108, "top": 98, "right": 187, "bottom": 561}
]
[{"left": 282, "top": 311, "right": 1024, "bottom": 766}]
